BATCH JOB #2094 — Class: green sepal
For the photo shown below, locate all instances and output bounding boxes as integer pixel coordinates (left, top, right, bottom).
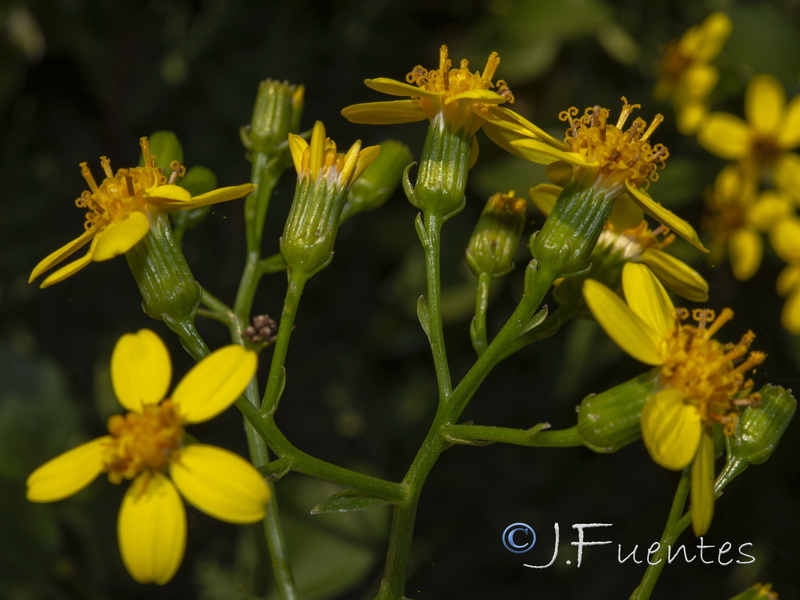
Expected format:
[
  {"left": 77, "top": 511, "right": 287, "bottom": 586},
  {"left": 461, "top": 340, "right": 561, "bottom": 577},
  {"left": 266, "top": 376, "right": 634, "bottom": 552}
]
[
  {"left": 311, "top": 489, "right": 395, "bottom": 514},
  {"left": 730, "top": 384, "right": 796, "bottom": 465}
]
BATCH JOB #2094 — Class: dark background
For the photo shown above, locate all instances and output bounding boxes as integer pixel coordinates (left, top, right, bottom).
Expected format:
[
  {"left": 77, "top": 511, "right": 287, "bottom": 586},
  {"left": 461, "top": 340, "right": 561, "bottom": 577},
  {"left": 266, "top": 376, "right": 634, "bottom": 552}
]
[{"left": 2, "top": 1, "right": 799, "bottom": 598}]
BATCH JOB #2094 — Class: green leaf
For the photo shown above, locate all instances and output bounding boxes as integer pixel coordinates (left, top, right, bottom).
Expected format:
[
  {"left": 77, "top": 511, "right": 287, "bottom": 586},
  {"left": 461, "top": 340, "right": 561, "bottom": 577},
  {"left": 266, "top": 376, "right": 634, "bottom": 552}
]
[
  {"left": 311, "top": 489, "right": 394, "bottom": 514},
  {"left": 416, "top": 295, "right": 431, "bottom": 340}
]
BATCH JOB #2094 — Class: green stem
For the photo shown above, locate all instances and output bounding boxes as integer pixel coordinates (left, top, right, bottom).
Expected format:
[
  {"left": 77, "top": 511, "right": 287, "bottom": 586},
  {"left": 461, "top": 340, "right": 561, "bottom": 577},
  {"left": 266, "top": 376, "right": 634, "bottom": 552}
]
[
  {"left": 471, "top": 272, "right": 492, "bottom": 355},
  {"left": 421, "top": 212, "right": 452, "bottom": 399},
  {"left": 442, "top": 423, "right": 584, "bottom": 447},
  {"left": 629, "top": 468, "right": 691, "bottom": 600}
]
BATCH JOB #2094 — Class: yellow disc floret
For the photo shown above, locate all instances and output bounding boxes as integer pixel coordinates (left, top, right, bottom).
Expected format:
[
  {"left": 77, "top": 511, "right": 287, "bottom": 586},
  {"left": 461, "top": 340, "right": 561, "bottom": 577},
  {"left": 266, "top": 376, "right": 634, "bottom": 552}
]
[
  {"left": 659, "top": 308, "right": 766, "bottom": 434},
  {"left": 559, "top": 98, "right": 668, "bottom": 195},
  {"left": 103, "top": 400, "right": 185, "bottom": 484}
]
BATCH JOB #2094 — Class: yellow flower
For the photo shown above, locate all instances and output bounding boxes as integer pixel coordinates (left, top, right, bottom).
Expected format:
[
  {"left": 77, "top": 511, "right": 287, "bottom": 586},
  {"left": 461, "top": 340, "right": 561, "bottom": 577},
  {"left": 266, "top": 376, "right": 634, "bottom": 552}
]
[
  {"left": 704, "top": 165, "right": 792, "bottom": 281},
  {"left": 530, "top": 183, "right": 708, "bottom": 301},
  {"left": 583, "top": 263, "right": 764, "bottom": 534},
  {"left": 26, "top": 329, "right": 268, "bottom": 585},
  {"left": 697, "top": 74, "right": 800, "bottom": 173},
  {"left": 341, "top": 44, "right": 514, "bottom": 138},
  {"left": 770, "top": 218, "right": 800, "bottom": 334},
  {"left": 485, "top": 98, "right": 706, "bottom": 252},
  {"left": 29, "top": 138, "right": 256, "bottom": 288},
  {"left": 654, "top": 12, "right": 732, "bottom": 134}
]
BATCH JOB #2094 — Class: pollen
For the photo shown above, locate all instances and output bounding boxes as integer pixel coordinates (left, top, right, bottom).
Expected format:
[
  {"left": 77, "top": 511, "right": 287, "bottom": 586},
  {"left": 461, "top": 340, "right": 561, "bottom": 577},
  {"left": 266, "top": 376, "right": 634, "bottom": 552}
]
[
  {"left": 102, "top": 400, "right": 185, "bottom": 484},
  {"left": 659, "top": 307, "right": 766, "bottom": 434},
  {"left": 559, "top": 98, "right": 668, "bottom": 193},
  {"left": 74, "top": 137, "right": 177, "bottom": 232}
]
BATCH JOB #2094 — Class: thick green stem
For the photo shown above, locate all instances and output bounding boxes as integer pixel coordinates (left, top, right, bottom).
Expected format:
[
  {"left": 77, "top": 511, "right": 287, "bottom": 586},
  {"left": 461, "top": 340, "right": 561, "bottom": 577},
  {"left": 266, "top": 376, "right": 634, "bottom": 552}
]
[{"left": 629, "top": 468, "right": 691, "bottom": 600}]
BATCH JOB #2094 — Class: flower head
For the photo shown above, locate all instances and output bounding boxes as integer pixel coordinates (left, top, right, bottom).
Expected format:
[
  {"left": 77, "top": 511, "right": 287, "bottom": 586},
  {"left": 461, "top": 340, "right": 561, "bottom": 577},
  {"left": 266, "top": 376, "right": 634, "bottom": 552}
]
[
  {"left": 583, "top": 263, "right": 765, "bottom": 534},
  {"left": 697, "top": 74, "right": 800, "bottom": 174},
  {"left": 485, "top": 99, "right": 706, "bottom": 252},
  {"left": 654, "top": 12, "right": 732, "bottom": 134},
  {"left": 26, "top": 329, "right": 268, "bottom": 584},
  {"left": 341, "top": 44, "right": 514, "bottom": 137},
  {"left": 30, "top": 138, "right": 255, "bottom": 288}
]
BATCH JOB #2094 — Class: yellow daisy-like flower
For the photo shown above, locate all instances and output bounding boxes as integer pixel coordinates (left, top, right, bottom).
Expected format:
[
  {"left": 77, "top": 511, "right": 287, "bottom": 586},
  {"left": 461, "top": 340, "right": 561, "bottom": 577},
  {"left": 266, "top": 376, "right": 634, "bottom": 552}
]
[
  {"left": 697, "top": 74, "right": 800, "bottom": 173},
  {"left": 583, "top": 263, "right": 764, "bottom": 534},
  {"left": 485, "top": 98, "right": 706, "bottom": 252},
  {"left": 654, "top": 12, "right": 732, "bottom": 135},
  {"left": 29, "top": 138, "right": 256, "bottom": 288},
  {"left": 26, "top": 329, "right": 268, "bottom": 585},
  {"left": 704, "top": 164, "right": 793, "bottom": 281},
  {"left": 341, "top": 44, "right": 514, "bottom": 138},
  {"left": 530, "top": 183, "right": 708, "bottom": 301},
  {"left": 770, "top": 218, "right": 800, "bottom": 334}
]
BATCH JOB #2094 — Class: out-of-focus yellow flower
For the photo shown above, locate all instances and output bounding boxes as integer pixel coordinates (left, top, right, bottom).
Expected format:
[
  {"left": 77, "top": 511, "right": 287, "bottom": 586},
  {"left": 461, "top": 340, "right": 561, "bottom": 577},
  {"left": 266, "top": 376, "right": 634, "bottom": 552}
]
[
  {"left": 30, "top": 138, "right": 255, "bottom": 288},
  {"left": 26, "top": 330, "right": 268, "bottom": 585},
  {"left": 704, "top": 165, "right": 793, "bottom": 281},
  {"left": 530, "top": 183, "right": 708, "bottom": 301},
  {"left": 485, "top": 98, "right": 706, "bottom": 252},
  {"left": 583, "top": 263, "right": 764, "bottom": 534},
  {"left": 771, "top": 218, "right": 800, "bottom": 334},
  {"left": 654, "top": 12, "right": 732, "bottom": 134},
  {"left": 697, "top": 74, "right": 800, "bottom": 175},
  {"left": 341, "top": 44, "right": 514, "bottom": 140}
]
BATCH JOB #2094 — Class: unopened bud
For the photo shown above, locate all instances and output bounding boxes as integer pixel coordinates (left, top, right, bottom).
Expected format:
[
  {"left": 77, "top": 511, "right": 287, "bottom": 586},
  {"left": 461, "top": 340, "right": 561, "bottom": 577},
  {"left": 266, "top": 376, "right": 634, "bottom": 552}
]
[
  {"left": 466, "top": 191, "right": 527, "bottom": 278},
  {"left": 730, "top": 385, "right": 796, "bottom": 466},
  {"left": 241, "top": 79, "right": 304, "bottom": 156}
]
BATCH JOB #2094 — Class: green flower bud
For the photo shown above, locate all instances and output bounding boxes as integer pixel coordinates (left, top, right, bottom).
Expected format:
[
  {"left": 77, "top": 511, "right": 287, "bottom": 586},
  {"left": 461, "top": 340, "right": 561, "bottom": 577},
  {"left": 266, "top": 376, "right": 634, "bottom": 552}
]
[
  {"left": 466, "top": 191, "right": 527, "bottom": 278},
  {"left": 578, "top": 370, "right": 659, "bottom": 453},
  {"left": 125, "top": 211, "right": 201, "bottom": 326},
  {"left": 281, "top": 122, "right": 380, "bottom": 277},
  {"left": 730, "top": 385, "right": 796, "bottom": 465},
  {"left": 341, "top": 140, "right": 413, "bottom": 222},
  {"left": 531, "top": 178, "right": 616, "bottom": 278},
  {"left": 241, "top": 79, "right": 304, "bottom": 156},
  {"left": 406, "top": 112, "right": 471, "bottom": 219}
]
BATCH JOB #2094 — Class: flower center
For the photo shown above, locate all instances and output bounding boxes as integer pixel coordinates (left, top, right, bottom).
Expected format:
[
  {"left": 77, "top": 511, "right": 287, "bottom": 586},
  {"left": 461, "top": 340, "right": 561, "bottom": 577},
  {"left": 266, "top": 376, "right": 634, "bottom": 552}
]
[
  {"left": 659, "top": 308, "right": 765, "bottom": 434},
  {"left": 75, "top": 137, "right": 185, "bottom": 232},
  {"left": 559, "top": 98, "right": 668, "bottom": 195},
  {"left": 750, "top": 134, "right": 781, "bottom": 166},
  {"left": 102, "top": 400, "right": 185, "bottom": 484}
]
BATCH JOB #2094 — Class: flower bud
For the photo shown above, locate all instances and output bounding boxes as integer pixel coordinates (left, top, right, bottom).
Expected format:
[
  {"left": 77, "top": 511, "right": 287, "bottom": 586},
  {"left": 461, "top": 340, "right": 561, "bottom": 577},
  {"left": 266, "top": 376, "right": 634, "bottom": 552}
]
[
  {"left": 730, "top": 385, "right": 796, "bottom": 465},
  {"left": 466, "top": 191, "right": 527, "bottom": 278},
  {"left": 241, "top": 79, "right": 304, "bottom": 156},
  {"left": 407, "top": 112, "right": 471, "bottom": 219},
  {"left": 341, "top": 140, "right": 413, "bottom": 222},
  {"left": 577, "top": 370, "right": 659, "bottom": 453}
]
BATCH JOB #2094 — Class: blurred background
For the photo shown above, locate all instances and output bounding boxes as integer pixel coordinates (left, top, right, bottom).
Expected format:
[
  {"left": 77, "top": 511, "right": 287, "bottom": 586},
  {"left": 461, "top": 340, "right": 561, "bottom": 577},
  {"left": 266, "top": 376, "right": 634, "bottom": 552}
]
[{"left": 2, "top": 0, "right": 799, "bottom": 598}]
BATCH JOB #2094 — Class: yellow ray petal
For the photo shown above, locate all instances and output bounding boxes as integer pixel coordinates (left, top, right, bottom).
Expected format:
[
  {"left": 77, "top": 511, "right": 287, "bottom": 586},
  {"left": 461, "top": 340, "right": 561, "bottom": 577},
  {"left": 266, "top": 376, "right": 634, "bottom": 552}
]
[
  {"left": 341, "top": 100, "right": 428, "bottom": 125},
  {"left": 171, "top": 444, "right": 270, "bottom": 523},
  {"left": 163, "top": 183, "right": 255, "bottom": 209},
  {"left": 697, "top": 113, "right": 751, "bottom": 160},
  {"left": 26, "top": 436, "right": 110, "bottom": 502},
  {"left": 363, "top": 77, "right": 440, "bottom": 99},
  {"left": 638, "top": 249, "right": 709, "bottom": 302},
  {"left": 608, "top": 196, "right": 644, "bottom": 232},
  {"left": 288, "top": 133, "right": 308, "bottom": 175},
  {"left": 111, "top": 329, "right": 172, "bottom": 412},
  {"left": 445, "top": 89, "right": 507, "bottom": 105},
  {"left": 92, "top": 212, "right": 151, "bottom": 262},
  {"left": 624, "top": 181, "right": 707, "bottom": 252},
  {"left": 781, "top": 287, "right": 800, "bottom": 335},
  {"left": 622, "top": 263, "right": 675, "bottom": 340},
  {"left": 745, "top": 74, "right": 784, "bottom": 136},
  {"left": 171, "top": 345, "right": 257, "bottom": 423},
  {"left": 690, "top": 431, "right": 715, "bottom": 536},
  {"left": 483, "top": 106, "right": 564, "bottom": 147},
  {"left": 641, "top": 388, "right": 702, "bottom": 470},
  {"left": 30, "top": 228, "right": 96, "bottom": 283},
  {"left": 582, "top": 278, "right": 663, "bottom": 365},
  {"left": 729, "top": 228, "right": 762, "bottom": 281},
  {"left": 777, "top": 264, "right": 800, "bottom": 296},
  {"left": 529, "top": 184, "right": 561, "bottom": 216},
  {"left": 778, "top": 94, "right": 800, "bottom": 149},
  {"left": 39, "top": 237, "right": 99, "bottom": 288},
  {"left": 144, "top": 183, "right": 191, "bottom": 204},
  {"left": 118, "top": 473, "right": 186, "bottom": 585}
]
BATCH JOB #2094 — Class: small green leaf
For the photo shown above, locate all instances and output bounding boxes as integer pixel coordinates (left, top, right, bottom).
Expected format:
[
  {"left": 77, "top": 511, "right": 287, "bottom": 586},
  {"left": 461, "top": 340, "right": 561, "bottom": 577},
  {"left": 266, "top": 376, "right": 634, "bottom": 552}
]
[
  {"left": 417, "top": 295, "right": 431, "bottom": 340},
  {"left": 311, "top": 489, "right": 394, "bottom": 514}
]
